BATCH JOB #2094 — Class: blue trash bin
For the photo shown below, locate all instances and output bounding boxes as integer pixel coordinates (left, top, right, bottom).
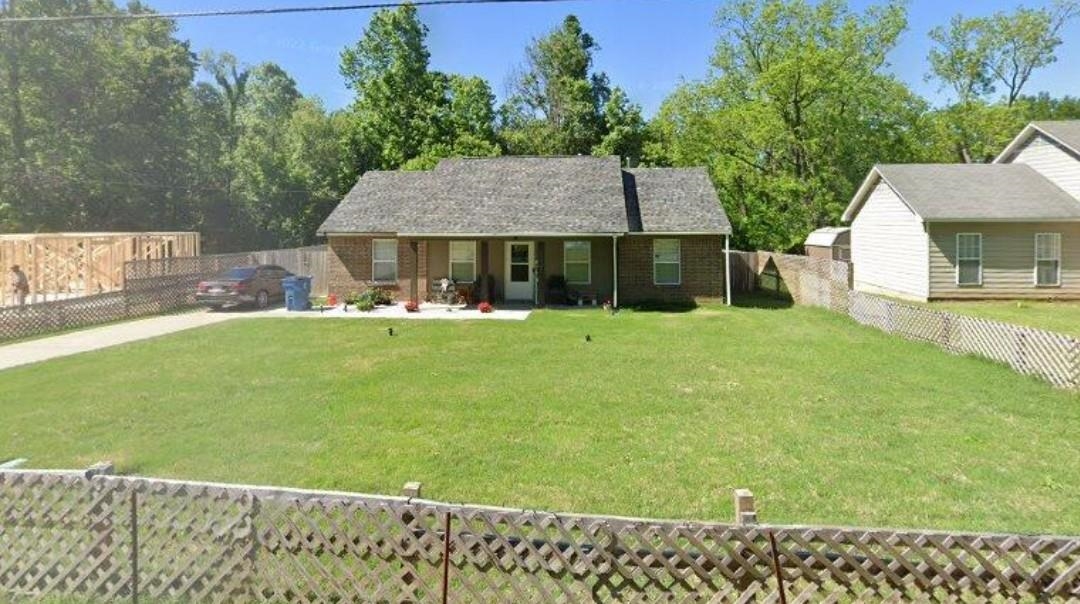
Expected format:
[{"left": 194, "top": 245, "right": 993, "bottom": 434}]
[{"left": 281, "top": 276, "right": 312, "bottom": 311}]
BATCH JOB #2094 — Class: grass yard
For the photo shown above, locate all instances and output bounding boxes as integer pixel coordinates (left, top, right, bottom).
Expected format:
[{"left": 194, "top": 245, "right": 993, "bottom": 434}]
[
  {"left": 932, "top": 299, "right": 1080, "bottom": 338},
  {"left": 2, "top": 298, "right": 1078, "bottom": 535}
]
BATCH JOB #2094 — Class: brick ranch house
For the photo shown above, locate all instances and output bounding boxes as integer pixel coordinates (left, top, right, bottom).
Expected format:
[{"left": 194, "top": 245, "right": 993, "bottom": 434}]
[{"left": 317, "top": 155, "right": 734, "bottom": 307}]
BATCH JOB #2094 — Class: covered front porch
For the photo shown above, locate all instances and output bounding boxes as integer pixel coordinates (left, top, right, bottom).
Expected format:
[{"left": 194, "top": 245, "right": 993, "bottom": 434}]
[{"left": 408, "top": 236, "right": 619, "bottom": 306}]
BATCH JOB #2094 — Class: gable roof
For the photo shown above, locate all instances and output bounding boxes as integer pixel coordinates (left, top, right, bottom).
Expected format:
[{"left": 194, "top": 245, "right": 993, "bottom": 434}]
[
  {"left": 996, "top": 120, "right": 1080, "bottom": 163},
  {"left": 843, "top": 163, "right": 1080, "bottom": 223},
  {"left": 318, "top": 156, "right": 732, "bottom": 236}
]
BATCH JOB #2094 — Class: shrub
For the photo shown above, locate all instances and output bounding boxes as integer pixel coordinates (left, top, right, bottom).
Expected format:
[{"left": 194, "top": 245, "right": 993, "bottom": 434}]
[
  {"left": 355, "top": 299, "right": 376, "bottom": 312},
  {"left": 371, "top": 287, "right": 395, "bottom": 305},
  {"left": 478, "top": 301, "right": 494, "bottom": 314},
  {"left": 344, "top": 292, "right": 364, "bottom": 306},
  {"left": 405, "top": 300, "right": 420, "bottom": 313}
]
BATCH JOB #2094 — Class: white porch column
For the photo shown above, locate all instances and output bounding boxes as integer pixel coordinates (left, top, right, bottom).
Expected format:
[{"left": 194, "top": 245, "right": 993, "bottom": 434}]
[
  {"left": 612, "top": 235, "right": 620, "bottom": 308},
  {"left": 724, "top": 234, "right": 732, "bottom": 306}
]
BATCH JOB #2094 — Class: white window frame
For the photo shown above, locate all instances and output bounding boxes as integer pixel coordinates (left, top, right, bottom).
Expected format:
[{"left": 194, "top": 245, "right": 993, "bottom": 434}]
[
  {"left": 371, "top": 239, "right": 398, "bottom": 283},
  {"left": 1034, "top": 232, "right": 1062, "bottom": 287},
  {"left": 449, "top": 241, "right": 477, "bottom": 283},
  {"left": 653, "top": 239, "right": 682, "bottom": 286},
  {"left": 955, "top": 233, "right": 982, "bottom": 287},
  {"left": 563, "top": 241, "right": 592, "bottom": 285}
]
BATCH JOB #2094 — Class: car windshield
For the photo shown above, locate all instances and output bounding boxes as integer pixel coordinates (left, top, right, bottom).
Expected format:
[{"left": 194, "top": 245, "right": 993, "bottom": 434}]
[{"left": 224, "top": 268, "right": 256, "bottom": 280}]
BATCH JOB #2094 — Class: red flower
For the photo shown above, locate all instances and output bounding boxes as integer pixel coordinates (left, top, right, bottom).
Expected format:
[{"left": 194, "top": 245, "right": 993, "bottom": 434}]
[
  {"left": 405, "top": 300, "right": 420, "bottom": 313},
  {"left": 478, "top": 301, "right": 494, "bottom": 314}
]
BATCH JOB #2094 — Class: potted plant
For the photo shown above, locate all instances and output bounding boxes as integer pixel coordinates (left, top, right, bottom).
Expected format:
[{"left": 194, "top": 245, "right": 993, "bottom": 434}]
[
  {"left": 405, "top": 300, "right": 420, "bottom": 313},
  {"left": 478, "top": 301, "right": 494, "bottom": 314}
]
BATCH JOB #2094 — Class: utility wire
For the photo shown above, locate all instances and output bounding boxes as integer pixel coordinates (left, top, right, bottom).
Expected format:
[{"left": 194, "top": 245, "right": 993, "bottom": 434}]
[{"left": 0, "top": 0, "right": 602, "bottom": 23}]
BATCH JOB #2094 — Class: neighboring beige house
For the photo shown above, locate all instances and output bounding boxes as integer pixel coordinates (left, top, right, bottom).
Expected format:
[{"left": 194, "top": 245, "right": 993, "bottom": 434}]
[
  {"left": 317, "top": 156, "right": 733, "bottom": 307},
  {"left": 842, "top": 121, "right": 1080, "bottom": 302}
]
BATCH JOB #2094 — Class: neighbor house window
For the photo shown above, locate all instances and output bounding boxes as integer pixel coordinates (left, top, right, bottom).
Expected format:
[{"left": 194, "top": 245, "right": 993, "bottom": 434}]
[
  {"left": 372, "top": 239, "right": 398, "bottom": 282},
  {"left": 449, "top": 241, "right": 476, "bottom": 282},
  {"left": 564, "top": 241, "right": 591, "bottom": 284},
  {"left": 653, "top": 239, "right": 681, "bottom": 285},
  {"left": 956, "top": 233, "right": 982, "bottom": 286},
  {"left": 1035, "top": 232, "right": 1061, "bottom": 286}
]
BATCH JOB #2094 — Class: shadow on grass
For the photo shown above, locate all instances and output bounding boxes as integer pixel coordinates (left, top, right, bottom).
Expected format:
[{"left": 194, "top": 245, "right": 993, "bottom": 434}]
[{"left": 733, "top": 293, "right": 794, "bottom": 310}]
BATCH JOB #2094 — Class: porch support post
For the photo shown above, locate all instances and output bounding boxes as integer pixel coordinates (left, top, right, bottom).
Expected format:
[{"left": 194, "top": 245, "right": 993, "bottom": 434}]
[
  {"left": 410, "top": 240, "right": 419, "bottom": 303},
  {"left": 479, "top": 240, "right": 490, "bottom": 302},
  {"left": 724, "top": 234, "right": 732, "bottom": 306},
  {"left": 612, "top": 235, "right": 619, "bottom": 308}
]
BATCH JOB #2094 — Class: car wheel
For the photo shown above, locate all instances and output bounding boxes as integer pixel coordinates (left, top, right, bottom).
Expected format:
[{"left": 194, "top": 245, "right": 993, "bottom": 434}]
[{"left": 256, "top": 290, "right": 269, "bottom": 309}]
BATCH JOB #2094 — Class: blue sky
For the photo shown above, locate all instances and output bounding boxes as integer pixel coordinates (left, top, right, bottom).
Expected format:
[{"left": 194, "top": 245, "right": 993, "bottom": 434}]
[{"left": 146, "top": 0, "right": 1080, "bottom": 115}]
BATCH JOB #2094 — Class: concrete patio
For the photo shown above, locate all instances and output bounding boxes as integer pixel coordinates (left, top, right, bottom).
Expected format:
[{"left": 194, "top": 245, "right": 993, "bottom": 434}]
[{"left": 262, "top": 302, "right": 532, "bottom": 321}]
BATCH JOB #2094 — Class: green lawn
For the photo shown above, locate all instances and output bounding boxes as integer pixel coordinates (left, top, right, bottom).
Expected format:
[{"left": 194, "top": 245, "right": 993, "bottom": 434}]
[
  {"left": 932, "top": 299, "right": 1080, "bottom": 338},
  {"left": 3, "top": 299, "right": 1078, "bottom": 535}
]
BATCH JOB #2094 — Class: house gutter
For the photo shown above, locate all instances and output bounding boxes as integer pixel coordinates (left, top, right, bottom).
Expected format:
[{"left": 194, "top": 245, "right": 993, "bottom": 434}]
[{"left": 724, "top": 235, "right": 732, "bottom": 306}]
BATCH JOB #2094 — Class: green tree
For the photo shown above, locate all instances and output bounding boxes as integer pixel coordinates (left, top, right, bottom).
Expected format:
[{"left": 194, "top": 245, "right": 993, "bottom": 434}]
[
  {"left": 501, "top": 15, "right": 611, "bottom": 155},
  {"left": 649, "top": 0, "right": 924, "bottom": 251},
  {"left": 339, "top": 4, "right": 441, "bottom": 173},
  {"left": 593, "top": 87, "right": 646, "bottom": 166}
]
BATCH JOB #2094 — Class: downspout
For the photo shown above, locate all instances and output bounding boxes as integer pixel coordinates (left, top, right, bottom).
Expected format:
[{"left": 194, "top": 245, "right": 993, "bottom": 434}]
[
  {"left": 612, "top": 235, "right": 620, "bottom": 308},
  {"left": 724, "top": 234, "right": 732, "bottom": 306}
]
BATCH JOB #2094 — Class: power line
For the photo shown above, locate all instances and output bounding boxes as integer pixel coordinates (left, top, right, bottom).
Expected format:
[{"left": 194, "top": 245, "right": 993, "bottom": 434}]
[{"left": 0, "top": 0, "right": 601, "bottom": 23}]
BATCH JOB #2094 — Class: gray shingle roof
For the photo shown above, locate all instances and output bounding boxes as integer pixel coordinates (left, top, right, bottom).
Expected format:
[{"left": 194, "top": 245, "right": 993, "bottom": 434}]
[
  {"left": 318, "top": 156, "right": 731, "bottom": 235},
  {"left": 624, "top": 167, "right": 732, "bottom": 233},
  {"left": 1033, "top": 121, "right": 1080, "bottom": 154},
  {"left": 874, "top": 163, "right": 1080, "bottom": 220}
]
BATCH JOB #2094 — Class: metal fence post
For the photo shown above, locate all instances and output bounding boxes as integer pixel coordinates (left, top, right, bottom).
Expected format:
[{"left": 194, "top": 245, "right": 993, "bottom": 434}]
[{"left": 441, "top": 511, "right": 452, "bottom": 604}]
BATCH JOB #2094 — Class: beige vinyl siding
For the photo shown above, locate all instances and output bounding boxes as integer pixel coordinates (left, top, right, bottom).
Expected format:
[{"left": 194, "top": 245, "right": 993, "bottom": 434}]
[
  {"left": 928, "top": 222, "right": 1080, "bottom": 299},
  {"left": 851, "top": 181, "right": 929, "bottom": 301},
  {"left": 1007, "top": 133, "right": 1080, "bottom": 200}
]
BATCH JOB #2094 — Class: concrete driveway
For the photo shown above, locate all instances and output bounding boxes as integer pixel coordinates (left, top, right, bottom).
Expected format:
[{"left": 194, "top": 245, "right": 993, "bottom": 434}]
[{"left": 0, "top": 311, "right": 243, "bottom": 372}]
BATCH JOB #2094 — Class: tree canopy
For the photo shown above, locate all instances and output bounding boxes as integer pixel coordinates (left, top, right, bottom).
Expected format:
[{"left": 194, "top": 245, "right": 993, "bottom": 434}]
[{"left": 0, "top": 0, "right": 1077, "bottom": 252}]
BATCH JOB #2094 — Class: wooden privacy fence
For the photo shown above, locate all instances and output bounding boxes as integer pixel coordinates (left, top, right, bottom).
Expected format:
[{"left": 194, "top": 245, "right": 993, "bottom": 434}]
[
  {"left": 1, "top": 470, "right": 1078, "bottom": 603},
  {"left": 0, "top": 246, "right": 328, "bottom": 343},
  {"left": 736, "top": 250, "right": 1080, "bottom": 388}
]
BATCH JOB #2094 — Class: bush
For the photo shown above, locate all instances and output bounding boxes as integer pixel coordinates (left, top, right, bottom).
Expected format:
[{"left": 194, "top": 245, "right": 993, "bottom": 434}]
[
  {"left": 478, "top": 301, "right": 494, "bottom": 314},
  {"left": 545, "top": 274, "right": 568, "bottom": 305},
  {"left": 355, "top": 299, "right": 376, "bottom": 312},
  {"left": 348, "top": 287, "right": 396, "bottom": 307}
]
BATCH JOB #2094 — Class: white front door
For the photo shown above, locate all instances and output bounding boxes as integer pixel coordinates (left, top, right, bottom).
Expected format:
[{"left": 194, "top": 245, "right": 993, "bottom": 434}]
[{"left": 505, "top": 241, "right": 535, "bottom": 301}]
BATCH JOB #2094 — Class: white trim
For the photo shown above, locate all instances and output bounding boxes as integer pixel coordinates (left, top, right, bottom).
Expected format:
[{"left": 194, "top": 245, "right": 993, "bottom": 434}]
[
  {"left": 955, "top": 232, "right": 982, "bottom": 287},
  {"left": 449, "top": 240, "right": 477, "bottom": 283},
  {"left": 1034, "top": 232, "right": 1062, "bottom": 287},
  {"left": 624, "top": 231, "right": 732, "bottom": 236},
  {"left": 562, "top": 240, "right": 591, "bottom": 285},
  {"left": 843, "top": 167, "right": 925, "bottom": 224},
  {"left": 653, "top": 239, "right": 682, "bottom": 286},
  {"left": 371, "top": 238, "right": 398, "bottom": 283},
  {"left": 399, "top": 231, "right": 620, "bottom": 238},
  {"left": 995, "top": 123, "right": 1080, "bottom": 164},
  {"left": 926, "top": 217, "right": 1080, "bottom": 223}
]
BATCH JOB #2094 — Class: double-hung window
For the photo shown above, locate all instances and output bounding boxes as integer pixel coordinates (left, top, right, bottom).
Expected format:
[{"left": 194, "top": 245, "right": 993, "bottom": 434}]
[
  {"left": 449, "top": 241, "right": 476, "bottom": 282},
  {"left": 563, "top": 241, "right": 591, "bottom": 284},
  {"left": 956, "top": 233, "right": 982, "bottom": 286},
  {"left": 1035, "top": 233, "right": 1061, "bottom": 286},
  {"left": 372, "top": 239, "right": 398, "bottom": 282},
  {"left": 653, "top": 239, "right": 681, "bottom": 286}
]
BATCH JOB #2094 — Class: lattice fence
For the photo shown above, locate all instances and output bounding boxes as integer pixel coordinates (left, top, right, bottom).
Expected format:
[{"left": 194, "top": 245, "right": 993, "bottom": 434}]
[
  {"left": 743, "top": 251, "right": 1080, "bottom": 389},
  {"left": 0, "top": 246, "right": 328, "bottom": 343},
  {"left": 849, "top": 291, "right": 1080, "bottom": 388},
  {"left": 1, "top": 470, "right": 1078, "bottom": 603}
]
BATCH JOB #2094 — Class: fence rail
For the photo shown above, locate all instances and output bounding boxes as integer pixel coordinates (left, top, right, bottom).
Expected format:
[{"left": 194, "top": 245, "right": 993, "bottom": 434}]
[
  {"left": 0, "top": 246, "right": 328, "bottom": 343},
  {"left": 1, "top": 470, "right": 1077, "bottom": 602},
  {"left": 735, "top": 250, "right": 1080, "bottom": 389}
]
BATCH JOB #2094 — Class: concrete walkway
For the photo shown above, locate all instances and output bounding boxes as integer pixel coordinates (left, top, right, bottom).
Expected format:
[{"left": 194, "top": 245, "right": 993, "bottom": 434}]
[{"left": 0, "top": 311, "right": 242, "bottom": 371}]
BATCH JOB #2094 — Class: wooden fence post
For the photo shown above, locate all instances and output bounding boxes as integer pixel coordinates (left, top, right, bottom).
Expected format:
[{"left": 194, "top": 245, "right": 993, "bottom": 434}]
[
  {"left": 401, "top": 481, "right": 423, "bottom": 499},
  {"left": 734, "top": 489, "right": 757, "bottom": 526}
]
